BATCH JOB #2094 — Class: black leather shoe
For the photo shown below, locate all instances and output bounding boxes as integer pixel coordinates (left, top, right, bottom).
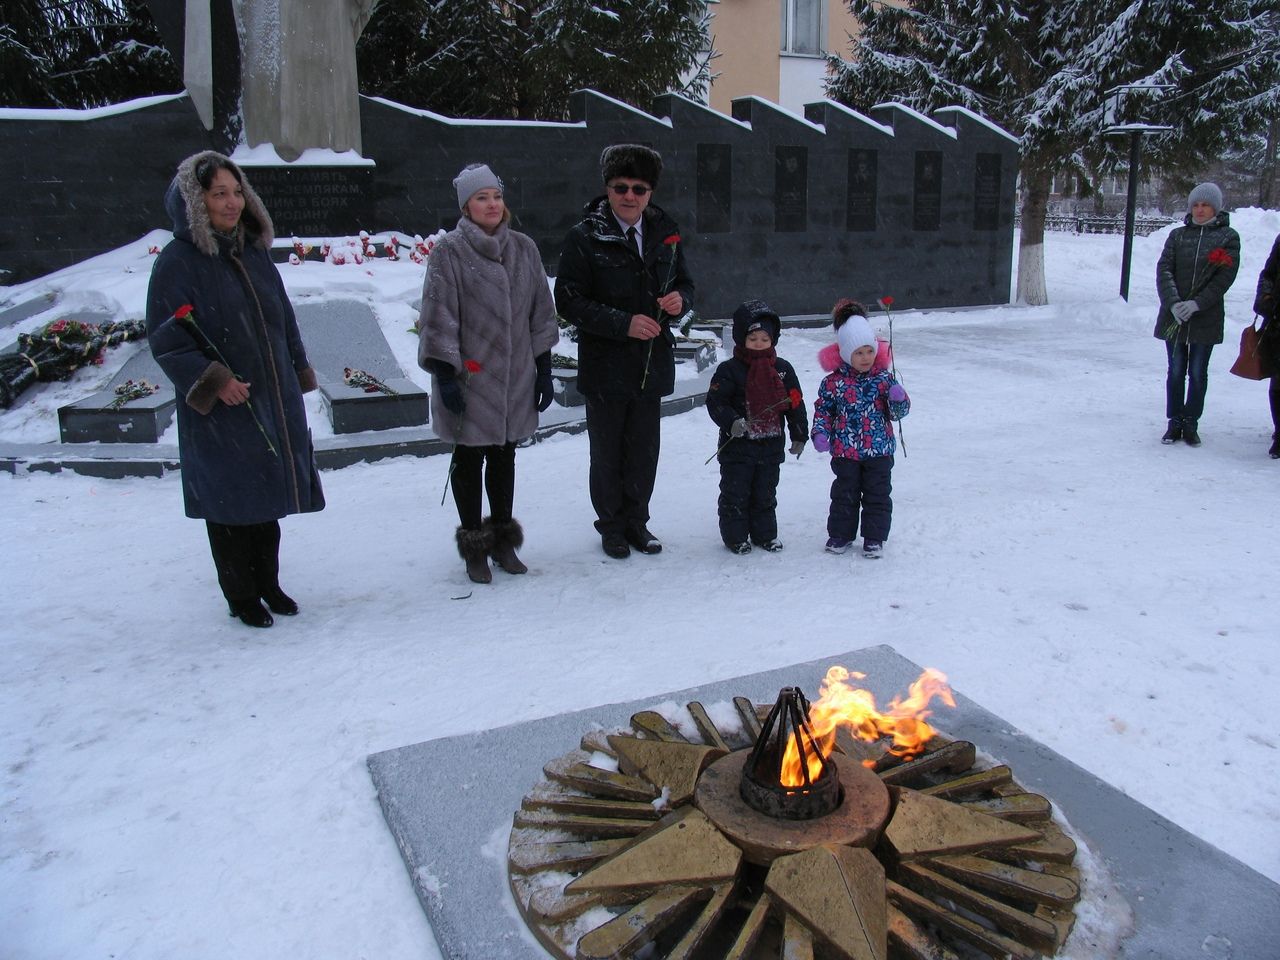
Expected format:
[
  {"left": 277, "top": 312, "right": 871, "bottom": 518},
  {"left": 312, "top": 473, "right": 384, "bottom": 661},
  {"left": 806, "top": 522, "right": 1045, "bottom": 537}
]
[
  {"left": 602, "top": 533, "right": 631, "bottom": 559},
  {"left": 229, "top": 599, "right": 274, "bottom": 628},
  {"left": 1270, "top": 437, "right": 1280, "bottom": 459},
  {"left": 625, "top": 526, "right": 663, "bottom": 555},
  {"left": 1161, "top": 422, "right": 1182, "bottom": 444},
  {"left": 261, "top": 587, "right": 299, "bottom": 616},
  {"left": 1183, "top": 424, "right": 1201, "bottom": 447}
]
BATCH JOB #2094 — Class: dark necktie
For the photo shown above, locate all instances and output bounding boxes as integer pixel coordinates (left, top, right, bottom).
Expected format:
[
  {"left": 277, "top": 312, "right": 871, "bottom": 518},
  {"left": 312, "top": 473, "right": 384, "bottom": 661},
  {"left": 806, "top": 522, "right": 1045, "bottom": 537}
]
[{"left": 626, "top": 226, "right": 640, "bottom": 257}]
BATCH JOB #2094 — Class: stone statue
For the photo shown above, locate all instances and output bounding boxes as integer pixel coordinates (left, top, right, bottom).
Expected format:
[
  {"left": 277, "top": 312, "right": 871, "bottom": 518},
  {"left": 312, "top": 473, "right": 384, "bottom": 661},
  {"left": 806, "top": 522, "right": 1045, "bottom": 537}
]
[{"left": 234, "top": 0, "right": 378, "bottom": 160}]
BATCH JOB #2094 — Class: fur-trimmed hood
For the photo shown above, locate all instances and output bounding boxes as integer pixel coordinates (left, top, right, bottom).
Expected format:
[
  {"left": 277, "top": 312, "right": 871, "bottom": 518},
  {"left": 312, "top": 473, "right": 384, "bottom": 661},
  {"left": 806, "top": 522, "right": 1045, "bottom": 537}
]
[{"left": 165, "top": 151, "right": 275, "bottom": 257}]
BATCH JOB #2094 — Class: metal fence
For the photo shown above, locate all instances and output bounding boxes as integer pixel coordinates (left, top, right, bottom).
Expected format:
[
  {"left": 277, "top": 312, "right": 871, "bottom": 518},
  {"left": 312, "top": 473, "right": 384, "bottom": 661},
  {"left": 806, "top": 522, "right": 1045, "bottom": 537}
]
[{"left": 1014, "top": 214, "right": 1176, "bottom": 236}]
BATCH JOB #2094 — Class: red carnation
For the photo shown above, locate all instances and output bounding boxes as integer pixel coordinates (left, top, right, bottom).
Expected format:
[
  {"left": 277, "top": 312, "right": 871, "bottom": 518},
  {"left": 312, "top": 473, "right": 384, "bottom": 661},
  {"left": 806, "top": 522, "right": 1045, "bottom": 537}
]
[
  {"left": 463, "top": 359, "right": 482, "bottom": 375},
  {"left": 788, "top": 388, "right": 803, "bottom": 409},
  {"left": 1207, "top": 247, "right": 1234, "bottom": 267},
  {"left": 879, "top": 295, "right": 895, "bottom": 308},
  {"left": 175, "top": 304, "right": 193, "bottom": 320},
  {"left": 664, "top": 234, "right": 681, "bottom": 246}
]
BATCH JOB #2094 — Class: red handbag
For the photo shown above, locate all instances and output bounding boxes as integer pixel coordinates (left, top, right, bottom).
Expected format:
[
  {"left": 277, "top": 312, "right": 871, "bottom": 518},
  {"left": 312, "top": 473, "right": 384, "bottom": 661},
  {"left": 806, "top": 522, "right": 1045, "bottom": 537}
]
[{"left": 1229, "top": 320, "right": 1271, "bottom": 380}]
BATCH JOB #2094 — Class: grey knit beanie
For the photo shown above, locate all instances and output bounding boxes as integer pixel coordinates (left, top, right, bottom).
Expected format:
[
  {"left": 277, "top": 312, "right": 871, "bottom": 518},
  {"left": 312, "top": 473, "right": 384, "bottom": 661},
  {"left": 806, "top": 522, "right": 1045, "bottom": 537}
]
[
  {"left": 453, "top": 163, "right": 503, "bottom": 210},
  {"left": 1187, "top": 182, "right": 1223, "bottom": 213}
]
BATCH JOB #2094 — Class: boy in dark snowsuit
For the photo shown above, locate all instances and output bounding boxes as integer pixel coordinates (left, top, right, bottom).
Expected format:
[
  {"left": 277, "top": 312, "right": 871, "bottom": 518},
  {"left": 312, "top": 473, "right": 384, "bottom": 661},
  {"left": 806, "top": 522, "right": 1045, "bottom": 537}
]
[{"left": 705, "top": 300, "right": 808, "bottom": 553}]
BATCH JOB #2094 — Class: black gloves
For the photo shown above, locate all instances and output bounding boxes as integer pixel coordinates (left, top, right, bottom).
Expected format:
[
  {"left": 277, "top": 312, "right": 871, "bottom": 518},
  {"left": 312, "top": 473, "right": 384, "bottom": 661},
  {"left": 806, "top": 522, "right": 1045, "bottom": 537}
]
[
  {"left": 428, "top": 360, "right": 466, "bottom": 416},
  {"left": 534, "top": 352, "right": 554, "bottom": 412}
]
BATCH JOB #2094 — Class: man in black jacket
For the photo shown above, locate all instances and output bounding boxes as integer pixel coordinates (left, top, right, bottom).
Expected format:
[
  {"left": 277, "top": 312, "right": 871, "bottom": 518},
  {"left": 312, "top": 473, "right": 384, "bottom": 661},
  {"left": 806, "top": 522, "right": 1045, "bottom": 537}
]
[{"left": 555, "top": 144, "right": 695, "bottom": 559}]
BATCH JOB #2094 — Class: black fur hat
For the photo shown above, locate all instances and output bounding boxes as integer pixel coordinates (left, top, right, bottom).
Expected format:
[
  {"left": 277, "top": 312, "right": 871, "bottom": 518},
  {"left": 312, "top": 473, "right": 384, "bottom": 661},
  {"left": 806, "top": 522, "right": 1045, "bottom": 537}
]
[{"left": 600, "top": 144, "right": 662, "bottom": 188}]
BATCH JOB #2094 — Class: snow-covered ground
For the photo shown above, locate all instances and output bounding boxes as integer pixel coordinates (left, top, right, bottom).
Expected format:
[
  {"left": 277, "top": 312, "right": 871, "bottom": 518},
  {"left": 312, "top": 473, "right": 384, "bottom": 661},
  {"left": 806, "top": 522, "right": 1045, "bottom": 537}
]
[{"left": 2, "top": 210, "right": 1279, "bottom": 959}]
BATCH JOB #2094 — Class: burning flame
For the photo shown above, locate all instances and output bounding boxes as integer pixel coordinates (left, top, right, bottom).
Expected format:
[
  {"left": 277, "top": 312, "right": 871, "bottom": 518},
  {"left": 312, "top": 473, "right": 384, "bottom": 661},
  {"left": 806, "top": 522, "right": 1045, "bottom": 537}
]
[{"left": 780, "top": 666, "right": 955, "bottom": 786}]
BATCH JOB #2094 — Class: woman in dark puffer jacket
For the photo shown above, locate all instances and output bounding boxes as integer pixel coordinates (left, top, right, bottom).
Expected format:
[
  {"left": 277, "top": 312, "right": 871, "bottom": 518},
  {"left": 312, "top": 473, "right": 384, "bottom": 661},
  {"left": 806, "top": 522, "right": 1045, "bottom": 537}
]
[{"left": 1152, "top": 182, "right": 1240, "bottom": 447}]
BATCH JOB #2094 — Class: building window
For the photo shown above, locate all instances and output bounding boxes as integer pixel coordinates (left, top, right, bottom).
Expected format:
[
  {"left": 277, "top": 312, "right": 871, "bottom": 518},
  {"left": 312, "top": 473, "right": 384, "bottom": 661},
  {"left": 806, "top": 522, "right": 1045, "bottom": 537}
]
[{"left": 781, "top": 0, "right": 823, "bottom": 55}]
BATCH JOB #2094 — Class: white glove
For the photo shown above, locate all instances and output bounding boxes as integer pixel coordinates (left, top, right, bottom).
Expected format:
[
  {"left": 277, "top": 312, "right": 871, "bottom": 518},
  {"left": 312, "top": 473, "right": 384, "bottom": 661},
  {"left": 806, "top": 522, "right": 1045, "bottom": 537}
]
[
  {"left": 730, "top": 418, "right": 748, "bottom": 437},
  {"left": 1171, "top": 301, "right": 1199, "bottom": 323}
]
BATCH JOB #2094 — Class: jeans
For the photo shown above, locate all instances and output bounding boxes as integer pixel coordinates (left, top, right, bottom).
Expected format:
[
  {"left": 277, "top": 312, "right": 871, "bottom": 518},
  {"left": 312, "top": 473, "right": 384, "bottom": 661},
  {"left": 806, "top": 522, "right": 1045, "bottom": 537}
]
[{"left": 1165, "top": 341, "right": 1214, "bottom": 425}]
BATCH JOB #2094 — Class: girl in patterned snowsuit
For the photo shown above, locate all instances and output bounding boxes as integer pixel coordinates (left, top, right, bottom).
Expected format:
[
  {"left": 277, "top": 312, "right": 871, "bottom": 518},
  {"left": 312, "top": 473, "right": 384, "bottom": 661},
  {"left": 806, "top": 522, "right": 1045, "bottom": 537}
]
[{"left": 811, "top": 300, "right": 910, "bottom": 558}]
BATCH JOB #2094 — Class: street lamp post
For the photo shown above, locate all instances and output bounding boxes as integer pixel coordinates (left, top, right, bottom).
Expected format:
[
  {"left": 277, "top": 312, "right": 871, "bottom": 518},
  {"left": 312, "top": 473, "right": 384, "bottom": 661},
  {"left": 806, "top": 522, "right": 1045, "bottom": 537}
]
[{"left": 1102, "top": 85, "right": 1173, "bottom": 301}]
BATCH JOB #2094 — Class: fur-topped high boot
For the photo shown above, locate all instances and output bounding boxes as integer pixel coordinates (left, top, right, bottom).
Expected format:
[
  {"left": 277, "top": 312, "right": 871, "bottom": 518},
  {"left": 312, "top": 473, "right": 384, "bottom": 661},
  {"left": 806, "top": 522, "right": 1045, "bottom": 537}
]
[
  {"left": 456, "top": 526, "right": 494, "bottom": 584},
  {"left": 485, "top": 517, "right": 527, "bottom": 575}
]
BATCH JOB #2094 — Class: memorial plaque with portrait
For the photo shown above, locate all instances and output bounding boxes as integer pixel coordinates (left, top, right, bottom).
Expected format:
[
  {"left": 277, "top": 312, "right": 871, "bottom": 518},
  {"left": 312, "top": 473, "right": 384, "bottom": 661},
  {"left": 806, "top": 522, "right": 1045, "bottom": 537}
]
[
  {"left": 774, "top": 146, "right": 808, "bottom": 233},
  {"left": 696, "top": 144, "right": 732, "bottom": 234},
  {"left": 973, "top": 153, "right": 1002, "bottom": 231},
  {"left": 247, "top": 166, "right": 374, "bottom": 237},
  {"left": 912, "top": 151, "right": 943, "bottom": 231},
  {"left": 846, "top": 148, "right": 878, "bottom": 232}
]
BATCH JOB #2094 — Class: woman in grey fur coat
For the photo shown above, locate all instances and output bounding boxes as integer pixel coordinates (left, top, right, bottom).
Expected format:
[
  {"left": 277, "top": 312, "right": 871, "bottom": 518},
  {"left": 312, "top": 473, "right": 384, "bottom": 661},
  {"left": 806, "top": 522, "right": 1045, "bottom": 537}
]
[
  {"left": 147, "top": 151, "right": 324, "bottom": 628},
  {"left": 418, "top": 164, "right": 560, "bottom": 583}
]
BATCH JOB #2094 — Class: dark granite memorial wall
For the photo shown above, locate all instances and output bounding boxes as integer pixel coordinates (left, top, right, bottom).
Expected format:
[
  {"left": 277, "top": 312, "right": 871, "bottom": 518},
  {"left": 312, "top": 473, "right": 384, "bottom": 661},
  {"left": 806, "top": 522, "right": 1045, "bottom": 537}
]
[{"left": 2, "top": 92, "right": 1018, "bottom": 318}]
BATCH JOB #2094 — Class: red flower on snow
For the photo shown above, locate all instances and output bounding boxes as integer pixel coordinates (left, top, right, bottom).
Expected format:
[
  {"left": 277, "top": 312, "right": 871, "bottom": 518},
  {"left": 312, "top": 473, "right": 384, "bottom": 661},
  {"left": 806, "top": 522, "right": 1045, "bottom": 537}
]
[
  {"left": 1207, "top": 247, "right": 1234, "bottom": 267},
  {"left": 463, "top": 359, "right": 482, "bottom": 375}
]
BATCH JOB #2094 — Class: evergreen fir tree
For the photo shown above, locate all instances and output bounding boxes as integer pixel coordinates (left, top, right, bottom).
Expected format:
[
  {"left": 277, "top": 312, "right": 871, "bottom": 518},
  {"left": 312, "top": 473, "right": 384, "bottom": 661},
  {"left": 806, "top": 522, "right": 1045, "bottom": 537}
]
[
  {"left": 358, "top": 0, "right": 714, "bottom": 121},
  {"left": 827, "top": 0, "right": 1278, "bottom": 305},
  {"left": 0, "top": 0, "right": 179, "bottom": 109}
]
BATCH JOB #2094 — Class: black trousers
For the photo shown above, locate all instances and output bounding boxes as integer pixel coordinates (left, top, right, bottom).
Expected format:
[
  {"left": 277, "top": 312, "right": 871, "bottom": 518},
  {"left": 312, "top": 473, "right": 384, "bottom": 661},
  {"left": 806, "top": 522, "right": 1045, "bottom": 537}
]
[
  {"left": 1270, "top": 378, "right": 1280, "bottom": 435},
  {"left": 718, "top": 459, "right": 781, "bottom": 546},
  {"left": 585, "top": 392, "right": 661, "bottom": 536},
  {"left": 827, "top": 456, "right": 893, "bottom": 542},
  {"left": 205, "top": 520, "right": 282, "bottom": 606},
  {"left": 450, "top": 442, "right": 516, "bottom": 530}
]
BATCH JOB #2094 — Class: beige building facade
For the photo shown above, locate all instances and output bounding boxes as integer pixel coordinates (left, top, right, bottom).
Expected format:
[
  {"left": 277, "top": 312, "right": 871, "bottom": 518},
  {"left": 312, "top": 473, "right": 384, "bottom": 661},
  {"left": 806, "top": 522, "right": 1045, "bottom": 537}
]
[{"left": 706, "top": 0, "right": 861, "bottom": 116}]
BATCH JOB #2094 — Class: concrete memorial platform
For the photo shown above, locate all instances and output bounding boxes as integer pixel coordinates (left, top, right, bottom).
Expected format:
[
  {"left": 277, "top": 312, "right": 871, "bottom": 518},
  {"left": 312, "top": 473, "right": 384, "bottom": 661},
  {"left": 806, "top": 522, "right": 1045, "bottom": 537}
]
[
  {"left": 367, "top": 644, "right": 1280, "bottom": 960},
  {"left": 295, "top": 299, "right": 430, "bottom": 433}
]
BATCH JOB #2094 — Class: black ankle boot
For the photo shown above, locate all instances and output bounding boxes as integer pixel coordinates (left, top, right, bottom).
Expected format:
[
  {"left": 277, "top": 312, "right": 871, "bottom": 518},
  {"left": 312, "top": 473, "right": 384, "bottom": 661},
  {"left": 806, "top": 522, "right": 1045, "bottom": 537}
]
[
  {"left": 261, "top": 587, "right": 298, "bottom": 616},
  {"left": 1183, "top": 422, "right": 1201, "bottom": 447},
  {"left": 228, "top": 598, "right": 274, "bottom": 628},
  {"left": 1270, "top": 436, "right": 1280, "bottom": 459},
  {"left": 1161, "top": 421, "right": 1182, "bottom": 444}
]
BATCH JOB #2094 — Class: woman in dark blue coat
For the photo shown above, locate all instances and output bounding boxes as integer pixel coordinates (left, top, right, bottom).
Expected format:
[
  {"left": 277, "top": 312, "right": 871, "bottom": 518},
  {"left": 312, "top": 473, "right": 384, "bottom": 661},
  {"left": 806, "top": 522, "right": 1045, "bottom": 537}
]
[{"left": 146, "top": 151, "right": 324, "bottom": 628}]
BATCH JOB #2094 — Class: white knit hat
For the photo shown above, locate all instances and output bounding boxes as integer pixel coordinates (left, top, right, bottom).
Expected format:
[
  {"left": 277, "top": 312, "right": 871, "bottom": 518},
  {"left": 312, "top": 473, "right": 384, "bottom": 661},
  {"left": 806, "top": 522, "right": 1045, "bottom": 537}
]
[
  {"left": 837, "top": 314, "right": 877, "bottom": 365},
  {"left": 453, "top": 163, "right": 503, "bottom": 210}
]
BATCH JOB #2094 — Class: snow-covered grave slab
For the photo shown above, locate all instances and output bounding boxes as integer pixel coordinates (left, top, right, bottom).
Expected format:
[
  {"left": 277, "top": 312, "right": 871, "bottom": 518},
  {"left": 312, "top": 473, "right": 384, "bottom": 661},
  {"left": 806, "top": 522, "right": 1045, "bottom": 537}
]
[
  {"left": 0, "top": 291, "right": 59, "bottom": 331},
  {"left": 57, "top": 337, "right": 173, "bottom": 443},
  {"left": 366, "top": 644, "right": 1280, "bottom": 960},
  {"left": 295, "top": 299, "right": 430, "bottom": 433}
]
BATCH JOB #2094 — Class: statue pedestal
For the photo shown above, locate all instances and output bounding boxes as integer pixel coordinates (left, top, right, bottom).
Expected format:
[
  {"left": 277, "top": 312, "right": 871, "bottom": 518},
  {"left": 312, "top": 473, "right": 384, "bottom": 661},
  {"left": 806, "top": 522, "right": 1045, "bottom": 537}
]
[{"left": 239, "top": 161, "right": 376, "bottom": 238}]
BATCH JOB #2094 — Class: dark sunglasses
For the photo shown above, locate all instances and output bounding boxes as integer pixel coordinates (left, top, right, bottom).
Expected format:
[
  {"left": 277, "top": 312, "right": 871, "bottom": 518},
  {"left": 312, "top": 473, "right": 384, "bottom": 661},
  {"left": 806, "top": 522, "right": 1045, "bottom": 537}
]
[{"left": 609, "top": 183, "right": 651, "bottom": 196}]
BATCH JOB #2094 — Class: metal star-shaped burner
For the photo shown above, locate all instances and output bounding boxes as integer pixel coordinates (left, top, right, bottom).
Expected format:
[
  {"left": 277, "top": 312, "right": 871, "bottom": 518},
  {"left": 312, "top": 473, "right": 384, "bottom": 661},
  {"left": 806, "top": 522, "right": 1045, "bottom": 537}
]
[{"left": 507, "top": 684, "right": 1082, "bottom": 960}]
